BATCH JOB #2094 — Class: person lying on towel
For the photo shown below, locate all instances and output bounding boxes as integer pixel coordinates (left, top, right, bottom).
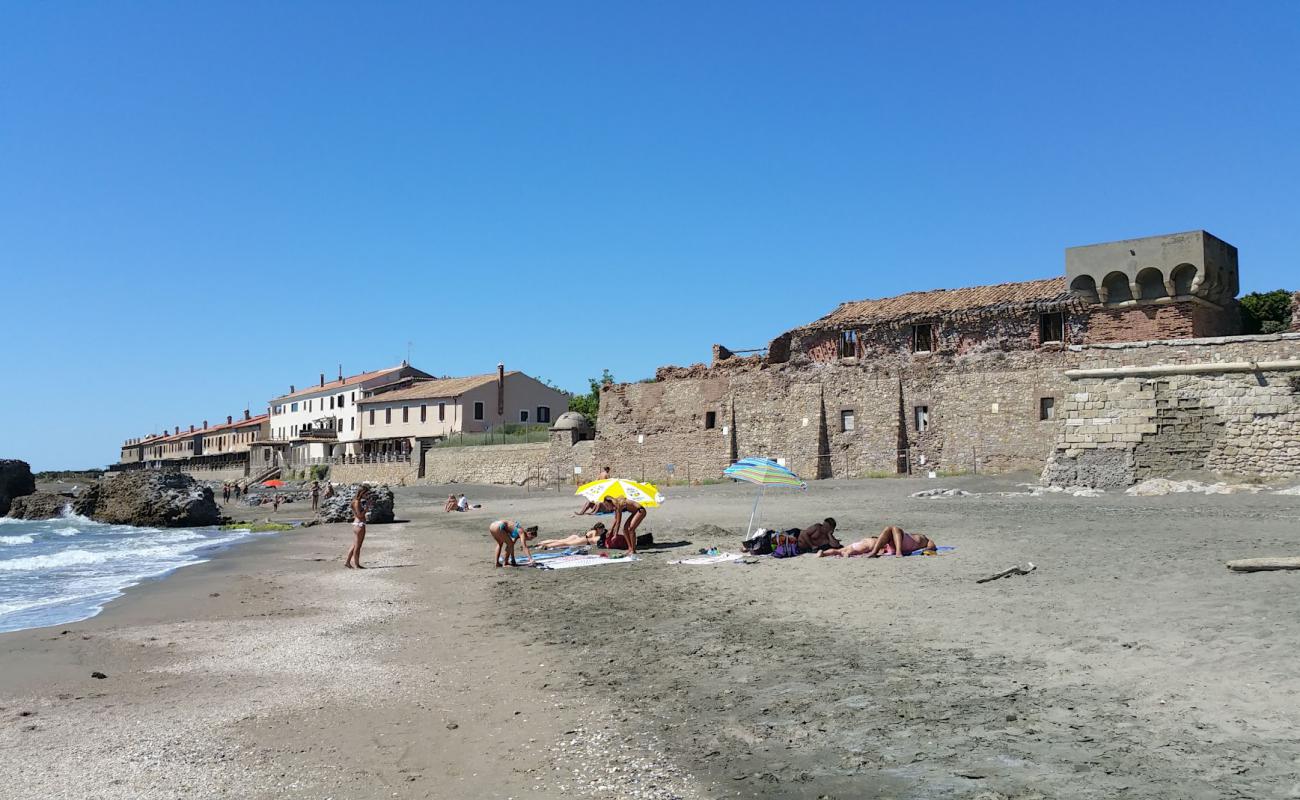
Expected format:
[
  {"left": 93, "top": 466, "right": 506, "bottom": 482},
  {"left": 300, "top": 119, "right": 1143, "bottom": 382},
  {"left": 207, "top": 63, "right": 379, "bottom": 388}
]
[
  {"left": 797, "top": 518, "right": 843, "bottom": 553},
  {"left": 819, "top": 526, "right": 936, "bottom": 557},
  {"left": 535, "top": 523, "right": 605, "bottom": 550},
  {"left": 573, "top": 497, "right": 613, "bottom": 516}
]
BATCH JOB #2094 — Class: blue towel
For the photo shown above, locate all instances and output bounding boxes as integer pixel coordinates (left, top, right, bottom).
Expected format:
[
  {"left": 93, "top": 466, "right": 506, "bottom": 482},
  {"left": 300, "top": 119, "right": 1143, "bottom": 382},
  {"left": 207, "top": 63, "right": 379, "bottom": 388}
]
[{"left": 905, "top": 545, "right": 956, "bottom": 556}]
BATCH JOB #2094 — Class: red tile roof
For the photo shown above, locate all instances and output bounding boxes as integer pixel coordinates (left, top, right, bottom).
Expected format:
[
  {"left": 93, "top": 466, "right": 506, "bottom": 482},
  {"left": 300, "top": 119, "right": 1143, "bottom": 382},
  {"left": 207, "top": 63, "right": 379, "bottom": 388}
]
[
  {"left": 355, "top": 372, "right": 519, "bottom": 405},
  {"left": 808, "top": 277, "right": 1076, "bottom": 329}
]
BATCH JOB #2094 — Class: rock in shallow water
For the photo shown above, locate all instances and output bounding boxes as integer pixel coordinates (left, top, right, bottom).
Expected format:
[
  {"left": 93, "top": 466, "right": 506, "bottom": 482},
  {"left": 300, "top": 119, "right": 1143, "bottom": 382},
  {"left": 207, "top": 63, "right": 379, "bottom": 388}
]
[
  {"left": 6, "top": 491, "right": 72, "bottom": 520},
  {"left": 75, "top": 471, "right": 222, "bottom": 527}
]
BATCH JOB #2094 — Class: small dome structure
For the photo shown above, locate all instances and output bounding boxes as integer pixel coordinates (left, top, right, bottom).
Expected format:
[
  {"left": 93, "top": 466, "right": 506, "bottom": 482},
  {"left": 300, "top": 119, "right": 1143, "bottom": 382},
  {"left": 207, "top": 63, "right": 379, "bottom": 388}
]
[{"left": 550, "top": 411, "right": 592, "bottom": 432}]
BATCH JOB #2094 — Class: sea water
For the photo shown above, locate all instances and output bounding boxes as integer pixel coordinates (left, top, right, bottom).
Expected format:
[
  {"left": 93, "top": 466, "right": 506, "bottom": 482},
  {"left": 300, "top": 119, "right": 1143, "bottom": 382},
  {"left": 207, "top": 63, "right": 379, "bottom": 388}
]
[{"left": 0, "top": 512, "right": 264, "bottom": 633}]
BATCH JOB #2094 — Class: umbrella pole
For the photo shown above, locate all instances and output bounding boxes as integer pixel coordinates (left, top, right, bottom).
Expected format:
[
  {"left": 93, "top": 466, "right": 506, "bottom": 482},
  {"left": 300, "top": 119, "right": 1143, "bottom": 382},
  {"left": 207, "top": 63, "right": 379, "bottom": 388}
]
[{"left": 745, "top": 484, "right": 764, "bottom": 538}]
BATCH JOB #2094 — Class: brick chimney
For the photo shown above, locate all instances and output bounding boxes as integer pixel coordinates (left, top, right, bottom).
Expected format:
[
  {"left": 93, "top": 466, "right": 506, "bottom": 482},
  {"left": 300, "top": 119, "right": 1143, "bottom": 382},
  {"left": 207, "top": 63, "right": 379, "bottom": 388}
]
[
  {"left": 338, "top": 365, "right": 344, "bottom": 381},
  {"left": 320, "top": 373, "right": 325, "bottom": 387},
  {"left": 227, "top": 414, "right": 233, "bottom": 425},
  {"left": 189, "top": 424, "right": 195, "bottom": 433},
  {"left": 174, "top": 426, "right": 180, "bottom": 435},
  {"left": 203, "top": 420, "right": 208, "bottom": 429},
  {"left": 244, "top": 409, "right": 251, "bottom": 421},
  {"left": 497, "top": 362, "right": 505, "bottom": 417},
  {"left": 290, "top": 384, "right": 295, "bottom": 394}
]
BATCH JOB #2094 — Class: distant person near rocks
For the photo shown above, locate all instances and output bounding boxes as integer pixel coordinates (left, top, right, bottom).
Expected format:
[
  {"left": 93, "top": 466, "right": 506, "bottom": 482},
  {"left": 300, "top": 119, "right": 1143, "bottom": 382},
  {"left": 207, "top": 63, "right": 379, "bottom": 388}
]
[
  {"left": 345, "top": 485, "right": 373, "bottom": 569},
  {"left": 310, "top": 481, "right": 320, "bottom": 512}
]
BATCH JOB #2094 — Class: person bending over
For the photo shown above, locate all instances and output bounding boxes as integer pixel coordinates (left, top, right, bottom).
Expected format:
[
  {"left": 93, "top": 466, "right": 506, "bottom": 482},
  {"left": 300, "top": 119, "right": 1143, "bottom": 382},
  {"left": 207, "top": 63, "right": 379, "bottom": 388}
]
[
  {"left": 604, "top": 497, "right": 647, "bottom": 555},
  {"left": 797, "top": 518, "right": 842, "bottom": 554},
  {"left": 489, "top": 519, "right": 537, "bottom": 567},
  {"left": 536, "top": 523, "right": 605, "bottom": 550}
]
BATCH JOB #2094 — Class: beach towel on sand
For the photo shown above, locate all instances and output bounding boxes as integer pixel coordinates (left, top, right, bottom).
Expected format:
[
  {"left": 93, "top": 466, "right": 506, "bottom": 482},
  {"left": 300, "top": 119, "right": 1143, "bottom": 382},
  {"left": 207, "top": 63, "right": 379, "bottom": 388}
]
[
  {"left": 536, "top": 554, "right": 639, "bottom": 570},
  {"left": 669, "top": 552, "right": 744, "bottom": 565}
]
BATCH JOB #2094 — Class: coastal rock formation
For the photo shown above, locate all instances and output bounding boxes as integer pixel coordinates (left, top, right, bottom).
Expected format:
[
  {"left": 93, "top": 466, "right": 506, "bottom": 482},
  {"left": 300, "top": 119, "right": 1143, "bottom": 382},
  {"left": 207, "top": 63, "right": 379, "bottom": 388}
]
[
  {"left": 76, "top": 471, "right": 222, "bottom": 527},
  {"left": 0, "top": 459, "right": 37, "bottom": 516},
  {"left": 318, "top": 484, "right": 395, "bottom": 524},
  {"left": 7, "top": 492, "right": 72, "bottom": 520}
]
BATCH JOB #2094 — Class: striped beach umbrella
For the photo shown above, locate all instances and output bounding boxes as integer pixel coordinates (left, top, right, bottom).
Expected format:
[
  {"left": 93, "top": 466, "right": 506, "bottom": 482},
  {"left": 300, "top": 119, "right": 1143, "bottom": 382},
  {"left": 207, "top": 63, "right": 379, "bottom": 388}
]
[
  {"left": 723, "top": 457, "right": 806, "bottom": 537},
  {"left": 575, "top": 478, "right": 665, "bottom": 508}
]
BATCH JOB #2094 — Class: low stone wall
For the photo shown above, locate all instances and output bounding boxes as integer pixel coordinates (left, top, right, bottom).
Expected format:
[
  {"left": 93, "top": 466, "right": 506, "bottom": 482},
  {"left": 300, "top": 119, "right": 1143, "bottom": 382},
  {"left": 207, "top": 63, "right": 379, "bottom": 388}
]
[
  {"left": 180, "top": 466, "right": 248, "bottom": 484},
  {"left": 1044, "top": 334, "right": 1300, "bottom": 487},
  {"left": 421, "top": 443, "right": 550, "bottom": 486},
  {"left": 331, "top": 461, "right": 420, "bottom": 487}
]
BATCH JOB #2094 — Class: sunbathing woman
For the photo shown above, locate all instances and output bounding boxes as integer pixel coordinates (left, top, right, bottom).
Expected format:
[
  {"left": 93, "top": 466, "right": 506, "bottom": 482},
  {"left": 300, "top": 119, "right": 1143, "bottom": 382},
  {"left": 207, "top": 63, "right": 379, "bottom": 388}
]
[
  {"left": 535, "top": 523, "right": 605, "bottom": 550},
  {"left": 819, "top": 526, "right": 937, "bottom": 557},
  {"left": 488, "top": 519, "right": 538, "bottom": 567}
]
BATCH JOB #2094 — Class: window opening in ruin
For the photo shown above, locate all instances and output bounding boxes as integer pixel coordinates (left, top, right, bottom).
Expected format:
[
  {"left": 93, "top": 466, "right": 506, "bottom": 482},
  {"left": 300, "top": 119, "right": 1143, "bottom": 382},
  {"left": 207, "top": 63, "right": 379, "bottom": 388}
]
[
  {"left": 704, "top": 411, "right": 717, "bottom": 429},
  {"left": 839, "top": 330, "right": 858, "bottom": 358},
  {"left": 840, "top": 409, "right": 855, "bottom": 432},
  {"left": 1039, "top": 312, "right": 1065, "bottom": 344},
  {"left": 537, "top": 406, "right": 551, "bottom": 423},
  {"left": 474, "top": 401, "right": 485, "bottom": 421},
  {"left": 520, "top": 410, "right": 530, "bottom": 422},
  {"left": 914, "top": 406, "right": 929, "bottom": 432},
  {"left": 912, "top": 324, "right": 933, "bottom": 353},
  {"left": 1039, "top": 397, "right": 1055, "bottom": 421}
]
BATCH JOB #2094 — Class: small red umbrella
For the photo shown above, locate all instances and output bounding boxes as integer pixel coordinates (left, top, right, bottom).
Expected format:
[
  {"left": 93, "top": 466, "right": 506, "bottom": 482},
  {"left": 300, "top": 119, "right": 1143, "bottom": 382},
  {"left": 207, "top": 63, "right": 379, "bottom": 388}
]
[{"left": 262, "top": 479, "right": 286, "bottom": 488}]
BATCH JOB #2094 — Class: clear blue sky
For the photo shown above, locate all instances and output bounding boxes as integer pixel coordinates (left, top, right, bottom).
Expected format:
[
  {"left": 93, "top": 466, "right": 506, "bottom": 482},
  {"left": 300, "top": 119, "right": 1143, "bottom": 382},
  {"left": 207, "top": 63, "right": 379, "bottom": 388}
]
[{"left": 2, "top": 2, "right": 1298, "bottom": 470}]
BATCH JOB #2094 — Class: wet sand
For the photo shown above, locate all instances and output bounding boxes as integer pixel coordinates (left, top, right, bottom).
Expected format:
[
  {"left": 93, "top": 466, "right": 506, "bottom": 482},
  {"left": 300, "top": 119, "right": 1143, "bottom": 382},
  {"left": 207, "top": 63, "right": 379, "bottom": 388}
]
[{"left": 3, "top": 476, "right": 1300, "bottom": 799}]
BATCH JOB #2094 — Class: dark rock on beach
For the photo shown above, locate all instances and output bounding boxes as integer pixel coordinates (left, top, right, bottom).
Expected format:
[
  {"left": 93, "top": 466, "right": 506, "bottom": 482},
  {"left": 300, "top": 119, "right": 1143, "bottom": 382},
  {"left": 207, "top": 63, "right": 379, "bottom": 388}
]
[
  {"left": 7, "top": 492, "right": 73, "bottom": 520},
  {"left": 75, "top": 471, "right": 222, "bottom": 528},
  {"left": 318, "top": 484, "right": 395, "bottom": 524},
  {"left": 0, "top": 459, "right": 37, "bottom": 516}
]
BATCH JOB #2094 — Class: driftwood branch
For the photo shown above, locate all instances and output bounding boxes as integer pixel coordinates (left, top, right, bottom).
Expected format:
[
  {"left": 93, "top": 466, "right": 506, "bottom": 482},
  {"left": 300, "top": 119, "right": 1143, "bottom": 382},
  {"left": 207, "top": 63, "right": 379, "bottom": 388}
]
[
  {"left": 977, "top": 562, "right": 1037, "bottom": 583},
  {"left": 1226, "top": 557, "right": 1300, "bottom": 573}
]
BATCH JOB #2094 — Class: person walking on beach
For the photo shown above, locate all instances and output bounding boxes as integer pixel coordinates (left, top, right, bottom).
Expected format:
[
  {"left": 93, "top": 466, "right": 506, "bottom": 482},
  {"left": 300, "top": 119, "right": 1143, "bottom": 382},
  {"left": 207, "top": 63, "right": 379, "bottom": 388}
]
[
  {"left": 310, "top": 481, "right": 320, "bottom": 512},
  {"left": 345, "top": 485, "right": 373, "bottom": 569},
  {"left": 489, "top": 519, "right": 537, "bottom": 567},
  {"left": 273, "top": 493, "right": 282, "bottom": 512},
  {"left": 222, "top": 483, "right": 230, "bottom": 504}
]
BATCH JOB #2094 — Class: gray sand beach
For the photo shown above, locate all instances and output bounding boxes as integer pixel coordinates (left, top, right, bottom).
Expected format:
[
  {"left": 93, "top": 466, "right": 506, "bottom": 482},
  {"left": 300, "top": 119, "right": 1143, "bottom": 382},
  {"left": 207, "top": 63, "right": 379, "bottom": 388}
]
[{"left": 3, "top": 476, "right": 1299, "bottom": 799}]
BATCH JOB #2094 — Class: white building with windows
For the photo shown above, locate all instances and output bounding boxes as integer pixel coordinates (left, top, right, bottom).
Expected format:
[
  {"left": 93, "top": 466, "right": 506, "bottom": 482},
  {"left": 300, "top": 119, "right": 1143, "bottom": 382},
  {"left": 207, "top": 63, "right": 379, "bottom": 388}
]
[
  {"left": 267, "top": 363, "right": 431, "bottom": 462},
  {"left": 354, "top": 366, "right": 569, "bottom": 453}
]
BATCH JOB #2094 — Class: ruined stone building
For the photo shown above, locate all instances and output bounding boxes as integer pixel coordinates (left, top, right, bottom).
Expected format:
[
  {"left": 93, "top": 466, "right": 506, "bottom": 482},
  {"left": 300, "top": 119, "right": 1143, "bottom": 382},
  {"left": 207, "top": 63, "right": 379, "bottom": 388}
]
[{"left": 593, "top": 231, "right": 1300, "bottom": 487}]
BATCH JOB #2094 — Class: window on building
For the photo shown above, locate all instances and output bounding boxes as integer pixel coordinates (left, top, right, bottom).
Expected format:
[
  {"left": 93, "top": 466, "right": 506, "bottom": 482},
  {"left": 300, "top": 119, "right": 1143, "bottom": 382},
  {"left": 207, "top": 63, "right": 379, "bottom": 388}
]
[
  {"left": 438, "top": 402, "right": 446, "bottom": 422},
  {"left": 351, "top": 392, "right": 355, "bottom": 402},
  {"left": 420, "top": 404, "right": 427, "bottom": 423},
  {"left": 1039, "top": 312, "right": 1065, "bottom": 344},
  {"left": 308, "top": 400, "right": 313, "bottom": 412},
  {"left": 338, "top": 394, "right": 345, "bottom": 407},
  {"left": 386, "top": 408, "right": 392, "bottom": 424},
  {"left": 401, "top": 406, "right": 409, "bottom": 423},
  {"left": 520, "top": 410, "right": 530, "bottom": 422},
  {"left": 291, "top": 402, "right": 299, "bottom": 412},
  {"left": 350, "top": 417, "right": 355, "bottom": 431},
  {"left": 369, "top": 409, "right": 375, "bottom": 425},
  {"left": 704, "top": 410, "right": 717, "bottom": 430},
  {"left": 474, "top": 401, "right": 484, "bottom": 421},
  {"left": 840, "top": 409, "right": 855, "bottom": 432},
  {"left": 912, "top": 324, "right": 933, "bottom": 353},
  {"left": 839, "top": 329, "right": 858, "bottom": 358},
  {"left": 537, "top": 406, "right": 551, "bottom": 424},
  {"left": 914, "top": 406, "right": 930, "bottom": 432},
  {"left": 1039, "top": 397, "right": 1056, "bottom": 421}
]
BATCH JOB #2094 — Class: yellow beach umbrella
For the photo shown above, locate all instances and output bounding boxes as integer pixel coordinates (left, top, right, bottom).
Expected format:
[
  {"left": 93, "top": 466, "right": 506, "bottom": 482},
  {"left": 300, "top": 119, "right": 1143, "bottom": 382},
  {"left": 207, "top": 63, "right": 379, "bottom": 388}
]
[{"left": 576, "top": 478, "right": 665, "bottom": 508}]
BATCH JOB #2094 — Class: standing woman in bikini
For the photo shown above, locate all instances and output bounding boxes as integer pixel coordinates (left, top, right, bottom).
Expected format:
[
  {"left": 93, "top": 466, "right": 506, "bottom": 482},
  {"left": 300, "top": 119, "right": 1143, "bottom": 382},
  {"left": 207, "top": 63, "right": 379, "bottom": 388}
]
[
  {"left": 489, "top": 519, "right": 537, "bottom": 567},
  {"left": 606, "top": 496, "right": 647, "bottom": 555}
]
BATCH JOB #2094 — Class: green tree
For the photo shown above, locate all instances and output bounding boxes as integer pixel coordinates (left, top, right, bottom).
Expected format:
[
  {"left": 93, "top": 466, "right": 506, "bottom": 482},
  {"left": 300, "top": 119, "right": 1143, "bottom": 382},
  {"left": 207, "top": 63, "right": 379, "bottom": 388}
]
[
  {"left": 1240, "top": 289, "right": 1294, "bottom": 335},
  {"left": 568, "top": 369, "right": 614, "bottom": 423}
]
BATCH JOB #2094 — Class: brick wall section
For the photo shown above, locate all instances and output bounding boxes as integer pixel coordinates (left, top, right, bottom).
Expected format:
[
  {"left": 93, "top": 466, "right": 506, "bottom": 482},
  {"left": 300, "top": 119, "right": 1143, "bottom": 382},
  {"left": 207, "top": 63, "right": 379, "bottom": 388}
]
[
  {"left": 1082, "top": 301, "right": 1236, "bottom": 344},
  {"left": 421, "top": 443, "right": 550, "bottom": 486},
  {"left": 1043, "top": 333, "right": 1300, "bottom": 487}
]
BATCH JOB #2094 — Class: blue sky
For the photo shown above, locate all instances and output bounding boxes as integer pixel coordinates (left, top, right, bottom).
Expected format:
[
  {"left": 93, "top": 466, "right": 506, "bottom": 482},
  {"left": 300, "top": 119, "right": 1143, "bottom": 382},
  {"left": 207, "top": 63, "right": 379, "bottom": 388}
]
[{"left": 2, "top": 2, "right": 1298, "bottom": 470}]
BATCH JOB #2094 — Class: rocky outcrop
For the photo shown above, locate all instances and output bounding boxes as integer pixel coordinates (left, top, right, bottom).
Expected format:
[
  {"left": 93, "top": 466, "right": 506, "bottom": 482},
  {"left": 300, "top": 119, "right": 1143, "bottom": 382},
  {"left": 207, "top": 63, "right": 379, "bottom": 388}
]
[
  {"left": 0, "top": 459, "right": 36, "bottom": 516},
  {"left": 7, "top": 492, "right": 72, "bottom": 520},
  {"left": 318, "top": 484, "right": 395, "bottom": 524},
  {"left": 76, "top": 471, "right": 221, "bottom": 527}
]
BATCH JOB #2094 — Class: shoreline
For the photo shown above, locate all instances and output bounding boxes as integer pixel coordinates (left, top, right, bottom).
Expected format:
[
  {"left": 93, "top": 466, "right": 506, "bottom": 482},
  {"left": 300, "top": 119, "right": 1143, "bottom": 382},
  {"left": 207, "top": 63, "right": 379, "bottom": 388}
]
[{"left": 3, "top": 479, "right": 1300, "bottom": 798}]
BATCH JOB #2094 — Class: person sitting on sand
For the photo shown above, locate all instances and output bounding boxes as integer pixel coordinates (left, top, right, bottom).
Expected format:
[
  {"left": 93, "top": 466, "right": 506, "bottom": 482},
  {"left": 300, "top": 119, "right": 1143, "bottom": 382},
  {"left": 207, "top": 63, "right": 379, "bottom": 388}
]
[
  {"left": 457, "top": 494, "right": 469, "bottom": 512},
  {"left": 820, "top": 526, "right": 936, "bottom": 558},
  {"left": 345, "top": 485, "right": 372, "bottom": 569},
  {"left": 604, "top": 497, "right": 647, "bottom": 554},
  {"left": 797, "top": 518, "right": 842, "bottom": 554},
  {"left": 489, "top": 520, "right": 537, "bottom": 567},
  {"left": 444, "top": 494, "right": 458, "bottom": 513},
  {"left": 535, "top": 523, "right": 605, "bottom": 550},
  {"left": 574, "top": 497, "right": 613, "bottom": 516}
]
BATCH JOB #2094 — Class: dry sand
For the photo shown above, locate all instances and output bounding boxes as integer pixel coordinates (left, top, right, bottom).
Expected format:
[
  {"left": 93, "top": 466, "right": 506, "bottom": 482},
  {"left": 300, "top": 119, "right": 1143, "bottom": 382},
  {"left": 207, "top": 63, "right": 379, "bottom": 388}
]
[{"left": 2, "top": 475, "right": 1300, "bottom": 799}]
